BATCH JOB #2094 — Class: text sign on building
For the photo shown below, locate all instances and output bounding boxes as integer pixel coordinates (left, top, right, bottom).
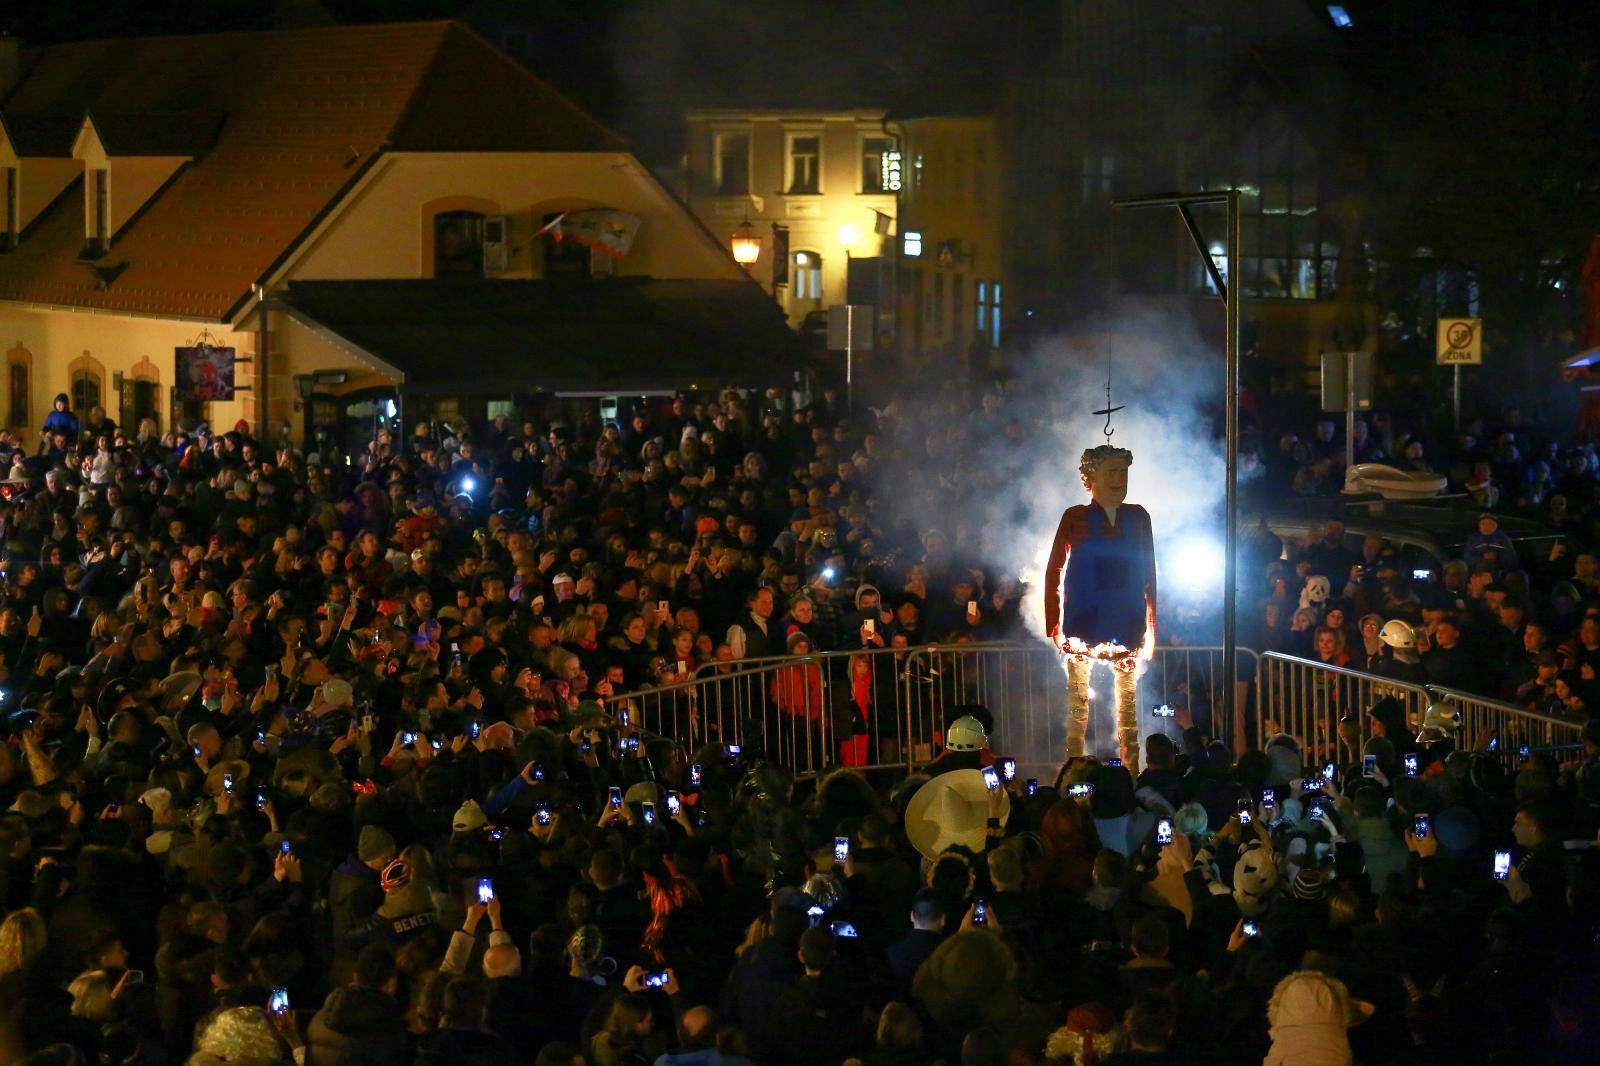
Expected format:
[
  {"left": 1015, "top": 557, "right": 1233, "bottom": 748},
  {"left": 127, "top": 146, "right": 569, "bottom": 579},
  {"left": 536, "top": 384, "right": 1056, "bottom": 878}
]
[
  {"left": 1436, "top": 318, "right": 1483, "bottom": 365},
  {"left": 880, "top": 150, "right": 903, "bottom": 192}
]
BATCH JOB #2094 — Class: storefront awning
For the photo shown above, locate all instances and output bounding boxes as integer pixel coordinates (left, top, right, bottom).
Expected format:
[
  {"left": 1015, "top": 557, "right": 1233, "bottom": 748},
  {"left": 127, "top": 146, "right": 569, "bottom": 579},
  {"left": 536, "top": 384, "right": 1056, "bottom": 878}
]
[{"left": 281, "top": 278, "right": 807, "bottom": 395}]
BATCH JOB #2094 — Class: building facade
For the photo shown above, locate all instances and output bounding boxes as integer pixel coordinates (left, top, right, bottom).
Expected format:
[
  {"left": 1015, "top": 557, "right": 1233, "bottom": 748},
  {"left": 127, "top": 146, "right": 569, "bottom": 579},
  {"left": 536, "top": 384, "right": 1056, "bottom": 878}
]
[
  {"left": 0, "top": 22, "right": 778, "bottom": 448},
  {"left": 891, "top": 114, "right": 1006, "bottom": 373},
  {"left": 999, "top": 0, "right": 1374, "bottom": 368},
  {"left": 682, "top": 108, "right": 899, "bottom": 329}
]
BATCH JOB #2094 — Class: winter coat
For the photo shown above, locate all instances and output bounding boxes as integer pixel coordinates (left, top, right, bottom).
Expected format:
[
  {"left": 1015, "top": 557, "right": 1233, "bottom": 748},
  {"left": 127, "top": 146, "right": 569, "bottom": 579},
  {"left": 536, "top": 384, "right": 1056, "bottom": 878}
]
[
  {"left": 305, "top": 984, "right": 410, "bottom": 1066},
  {"left": 771, "top": 660, "right": 825, "bottom": 720}
]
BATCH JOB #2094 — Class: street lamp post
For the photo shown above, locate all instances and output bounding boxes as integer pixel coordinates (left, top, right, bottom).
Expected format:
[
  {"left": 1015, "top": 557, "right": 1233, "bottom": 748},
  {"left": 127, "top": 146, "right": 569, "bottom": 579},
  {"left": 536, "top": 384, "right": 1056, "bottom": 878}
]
[{"left": 1111, "top": 189, "right": 1244, "bottom": 751}]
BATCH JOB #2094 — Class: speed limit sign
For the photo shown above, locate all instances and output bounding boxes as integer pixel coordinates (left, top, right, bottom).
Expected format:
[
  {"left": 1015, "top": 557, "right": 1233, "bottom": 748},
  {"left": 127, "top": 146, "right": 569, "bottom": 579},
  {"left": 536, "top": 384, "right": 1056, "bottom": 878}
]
[{"left": 1437, "top": 318, "right": 1482, "bottom": 365}]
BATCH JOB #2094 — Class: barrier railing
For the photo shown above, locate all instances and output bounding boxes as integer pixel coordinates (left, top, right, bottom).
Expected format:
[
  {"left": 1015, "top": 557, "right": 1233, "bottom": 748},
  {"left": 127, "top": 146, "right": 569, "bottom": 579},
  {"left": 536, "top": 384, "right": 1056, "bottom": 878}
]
[
  {"left": 1257, "top": 651, "right": 1585, "bottom": 766},
  {"left": 1428, "top": 683, "right": 1586, "bottom": 763},
  {"left": 613, "top": 642, "right": 1257, "bottom": 776}
]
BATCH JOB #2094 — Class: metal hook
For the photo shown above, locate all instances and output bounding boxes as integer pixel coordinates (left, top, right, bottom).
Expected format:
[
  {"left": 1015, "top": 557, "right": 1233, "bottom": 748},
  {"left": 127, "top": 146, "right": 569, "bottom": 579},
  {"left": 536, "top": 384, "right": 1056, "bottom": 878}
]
[{"left": 1092, "top": 379, "right": 1124, "bottom": 441}]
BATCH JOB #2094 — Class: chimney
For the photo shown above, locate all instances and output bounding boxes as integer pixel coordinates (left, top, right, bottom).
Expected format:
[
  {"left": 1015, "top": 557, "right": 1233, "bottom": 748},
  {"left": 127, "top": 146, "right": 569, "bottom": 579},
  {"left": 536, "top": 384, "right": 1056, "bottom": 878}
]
[{"left": 0, "top": 36, "right": 21, "bottom": 102}]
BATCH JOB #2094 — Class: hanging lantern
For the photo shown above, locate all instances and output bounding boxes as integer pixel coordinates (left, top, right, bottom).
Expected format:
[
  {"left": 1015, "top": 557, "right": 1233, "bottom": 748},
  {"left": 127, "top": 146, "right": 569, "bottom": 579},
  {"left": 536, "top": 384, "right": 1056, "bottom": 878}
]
[{"left": 730, "top": 218, "right": 762, "bottom": 265}]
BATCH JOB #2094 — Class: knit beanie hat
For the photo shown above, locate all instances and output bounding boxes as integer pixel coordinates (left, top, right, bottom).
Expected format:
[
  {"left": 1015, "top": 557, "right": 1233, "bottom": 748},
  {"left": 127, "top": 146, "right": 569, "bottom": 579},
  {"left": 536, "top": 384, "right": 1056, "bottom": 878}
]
[
  {"left": 357, "top": 824, "right": 396, "bottom": 863},
  {"left": 452, "top": 800, "right": 488, "bottom": 833},
  {"left": 1291, "top": 868, "right": 1328, "bottom": 901},
  {"left": 1045, "top": 1002, "right": 1118, "bottom": 1065},
  {"left": 377, "top": 855, "right": 436, "bottom": 920}
]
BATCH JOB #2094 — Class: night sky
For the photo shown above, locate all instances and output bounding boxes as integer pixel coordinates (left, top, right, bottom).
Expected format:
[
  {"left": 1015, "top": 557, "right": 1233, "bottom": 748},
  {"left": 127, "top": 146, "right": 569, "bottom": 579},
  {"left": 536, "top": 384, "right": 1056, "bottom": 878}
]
[{"left": 0, "top": 0, "right": 1586, "bottom": 163}]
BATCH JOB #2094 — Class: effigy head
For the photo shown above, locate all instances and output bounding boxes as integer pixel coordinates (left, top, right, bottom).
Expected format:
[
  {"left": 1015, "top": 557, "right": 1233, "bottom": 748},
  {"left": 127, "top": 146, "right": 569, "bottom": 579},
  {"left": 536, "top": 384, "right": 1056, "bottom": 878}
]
[{"left": 1079, "top": 444, "right": 1134, "bottom": 504}]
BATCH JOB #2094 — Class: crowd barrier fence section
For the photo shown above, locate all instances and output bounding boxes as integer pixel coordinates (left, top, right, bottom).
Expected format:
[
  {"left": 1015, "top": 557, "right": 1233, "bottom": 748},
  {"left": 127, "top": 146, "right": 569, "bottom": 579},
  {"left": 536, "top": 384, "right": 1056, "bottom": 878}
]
[
  {"left": 1256, "top": 651, "right": 1584, "bottom": 768},
  {"left": 617, "top": 642, "right": 1254, "bottom": 776}
]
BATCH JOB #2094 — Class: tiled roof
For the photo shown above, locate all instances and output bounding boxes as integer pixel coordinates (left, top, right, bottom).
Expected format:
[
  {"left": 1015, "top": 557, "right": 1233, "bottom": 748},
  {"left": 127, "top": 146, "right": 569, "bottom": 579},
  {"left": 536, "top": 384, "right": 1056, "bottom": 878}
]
[
  {"left": 0, "top": 20, "right": 626, "bottom": 321},
  {"left": 87, "top": 111, "right": 229, "bottom": 157}
]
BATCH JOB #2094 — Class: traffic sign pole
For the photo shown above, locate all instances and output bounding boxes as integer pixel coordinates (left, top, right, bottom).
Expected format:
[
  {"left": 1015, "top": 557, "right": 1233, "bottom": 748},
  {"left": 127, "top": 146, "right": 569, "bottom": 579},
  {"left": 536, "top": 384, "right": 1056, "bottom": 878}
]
[
  {"left": 845, "top": 304, "right": 854, "bottom": 417},
  {"left": 1436, "top": 317, "right": 1482, "bottom": 431}
]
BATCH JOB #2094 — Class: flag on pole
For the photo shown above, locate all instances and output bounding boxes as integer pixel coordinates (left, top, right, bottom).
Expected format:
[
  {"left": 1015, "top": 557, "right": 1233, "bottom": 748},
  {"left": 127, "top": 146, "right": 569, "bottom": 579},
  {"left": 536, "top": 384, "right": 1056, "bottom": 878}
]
[{"left": 552, "top": 210, "right": 641, "bottom": 258}]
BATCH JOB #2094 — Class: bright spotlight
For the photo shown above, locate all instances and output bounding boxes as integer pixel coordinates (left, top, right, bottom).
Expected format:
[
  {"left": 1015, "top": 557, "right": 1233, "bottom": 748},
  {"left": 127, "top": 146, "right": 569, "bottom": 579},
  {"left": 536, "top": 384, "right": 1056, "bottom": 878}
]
[
  {"left": 461, "top": 476, "right": 477, "bottom": 494},
  {"left": 1171, "top": 540, "right": 1223, "bottom": 591},
  {"left": 836, "top": 222, "right": 861, "bottom": 246}
]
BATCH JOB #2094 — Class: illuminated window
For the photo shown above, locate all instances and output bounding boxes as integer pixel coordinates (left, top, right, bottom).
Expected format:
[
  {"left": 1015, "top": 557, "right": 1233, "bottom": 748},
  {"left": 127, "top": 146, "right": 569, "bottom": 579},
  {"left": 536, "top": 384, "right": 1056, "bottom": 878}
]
[
  {"left": 714, "top": 131, "right": 750, "bottom": 195},
  {"left": 902, "top": 230, "right": 922, "bottom": 257},
  {"left": 861, "top": 137, "right": 897, "bottom": 193},
  {"left": 1196, "top": 112, "right": 1333, "bottom": 300},
  {"left": 976, "top": 281, "right": 987, "bottom": 332},
  {"left": 1327, "top": 5, "right": 1352, "bottom": 28},
  {"left": 792, "top": 251, "right": 822, "bottom": 300},
  {"left": 788, "top": 135, "right": 820, "bottom": 194},
  {"left": 988, "top": 282, "right": 1001, "bottom": 347}
]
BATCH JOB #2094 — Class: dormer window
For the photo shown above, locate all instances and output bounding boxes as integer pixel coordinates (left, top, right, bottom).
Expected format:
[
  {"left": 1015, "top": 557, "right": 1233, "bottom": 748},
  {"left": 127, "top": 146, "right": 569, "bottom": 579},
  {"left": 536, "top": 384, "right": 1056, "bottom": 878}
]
[
  {"left": 69, "top": 112, "right": 221, "bottom": 259},
  {"left": 87, "top": 167, "right": 108, "bottom": 258},
  {"left": 2, "top": 166, "right": 15, "bottom": 251}
]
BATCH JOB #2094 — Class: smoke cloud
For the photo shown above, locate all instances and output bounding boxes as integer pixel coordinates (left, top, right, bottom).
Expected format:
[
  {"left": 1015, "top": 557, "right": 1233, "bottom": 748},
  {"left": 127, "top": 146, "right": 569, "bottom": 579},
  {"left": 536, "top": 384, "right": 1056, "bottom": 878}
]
[{"left": 887, "top": 299, "right": 1239, "bottom": 643}]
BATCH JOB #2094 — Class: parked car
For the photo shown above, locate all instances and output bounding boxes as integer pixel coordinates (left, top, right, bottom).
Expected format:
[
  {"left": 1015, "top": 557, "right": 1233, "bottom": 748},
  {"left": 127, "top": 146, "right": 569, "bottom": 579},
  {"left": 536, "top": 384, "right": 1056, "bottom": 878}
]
[{"left": 1249, "top": 498, "right": 1561, "bottom": 575}]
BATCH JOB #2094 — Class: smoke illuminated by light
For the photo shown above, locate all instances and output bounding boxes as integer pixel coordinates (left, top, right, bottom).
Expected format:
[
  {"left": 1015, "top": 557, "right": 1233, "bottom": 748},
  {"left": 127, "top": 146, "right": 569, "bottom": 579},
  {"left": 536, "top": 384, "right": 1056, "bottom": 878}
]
[{"left": 996, "top": 304, "right": 1249, "bottom": 644}]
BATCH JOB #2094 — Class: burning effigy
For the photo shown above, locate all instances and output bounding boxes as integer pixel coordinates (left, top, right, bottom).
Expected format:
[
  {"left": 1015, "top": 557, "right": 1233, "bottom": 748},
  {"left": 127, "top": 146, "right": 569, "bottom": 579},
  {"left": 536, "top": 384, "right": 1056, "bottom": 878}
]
[{"left": 1042, "top": 390, "right": 1158, "bottom": 772}]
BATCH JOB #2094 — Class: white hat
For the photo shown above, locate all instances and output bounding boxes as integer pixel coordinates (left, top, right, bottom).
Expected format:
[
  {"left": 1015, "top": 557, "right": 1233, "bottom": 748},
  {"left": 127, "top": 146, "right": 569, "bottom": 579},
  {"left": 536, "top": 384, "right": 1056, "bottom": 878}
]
[
  {"left": 552, "top": 572, "right": 575, "bottom": 585},
  {"left": 904, "top": 770, "right": 1010, "bottom": 860},
  {"left": 945, "top": 716, "right": 987, "bottom": 752},
  {"left": 1265, "top": 970, "right": 1373, "bottom": 1066},
  {"left": 1379, "top": 619, "right": 1416, "bottom": 650}
]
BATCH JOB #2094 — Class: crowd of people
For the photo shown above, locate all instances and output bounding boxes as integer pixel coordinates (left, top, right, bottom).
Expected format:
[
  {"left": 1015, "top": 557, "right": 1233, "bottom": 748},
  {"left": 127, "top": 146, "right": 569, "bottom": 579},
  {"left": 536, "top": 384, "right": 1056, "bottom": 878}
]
[
  {"left": 1252, "top": 407, "right": 1600, "bottom": 723},
  {"left": 0, "top": 382, "right": 1597, "bottom": 1066}
]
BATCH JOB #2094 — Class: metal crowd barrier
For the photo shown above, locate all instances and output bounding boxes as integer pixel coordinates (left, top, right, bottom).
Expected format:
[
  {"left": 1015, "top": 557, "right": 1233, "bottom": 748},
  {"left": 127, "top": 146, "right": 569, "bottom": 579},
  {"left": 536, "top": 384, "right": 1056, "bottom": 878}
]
[
  {"left": 1257, "top": 652, "right": 1586, "bottom": 766},
  {"left": 1428, "top": 683, "right": 1586, "bottom": 764},
  {"left": 613, "top": 642, "right": 1256, "bottom": 777}
]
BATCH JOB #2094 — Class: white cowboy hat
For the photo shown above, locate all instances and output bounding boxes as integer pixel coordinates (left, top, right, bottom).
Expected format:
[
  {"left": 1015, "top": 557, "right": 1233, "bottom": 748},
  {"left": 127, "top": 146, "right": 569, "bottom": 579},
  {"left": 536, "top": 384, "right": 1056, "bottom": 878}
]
[{"left": 904, "top": 769, "right": 1010, "bottom": 861}]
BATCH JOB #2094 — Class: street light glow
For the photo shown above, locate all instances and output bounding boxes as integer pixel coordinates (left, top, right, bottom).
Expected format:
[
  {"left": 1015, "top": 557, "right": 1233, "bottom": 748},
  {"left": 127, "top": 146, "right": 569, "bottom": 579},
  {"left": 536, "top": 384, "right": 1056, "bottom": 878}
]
[
  {"left": 1172, "top": 539, "right": 1223, "bottom": 591},
  {"left": 837, "top": 222, "right": 861, "bottom": 246}
]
